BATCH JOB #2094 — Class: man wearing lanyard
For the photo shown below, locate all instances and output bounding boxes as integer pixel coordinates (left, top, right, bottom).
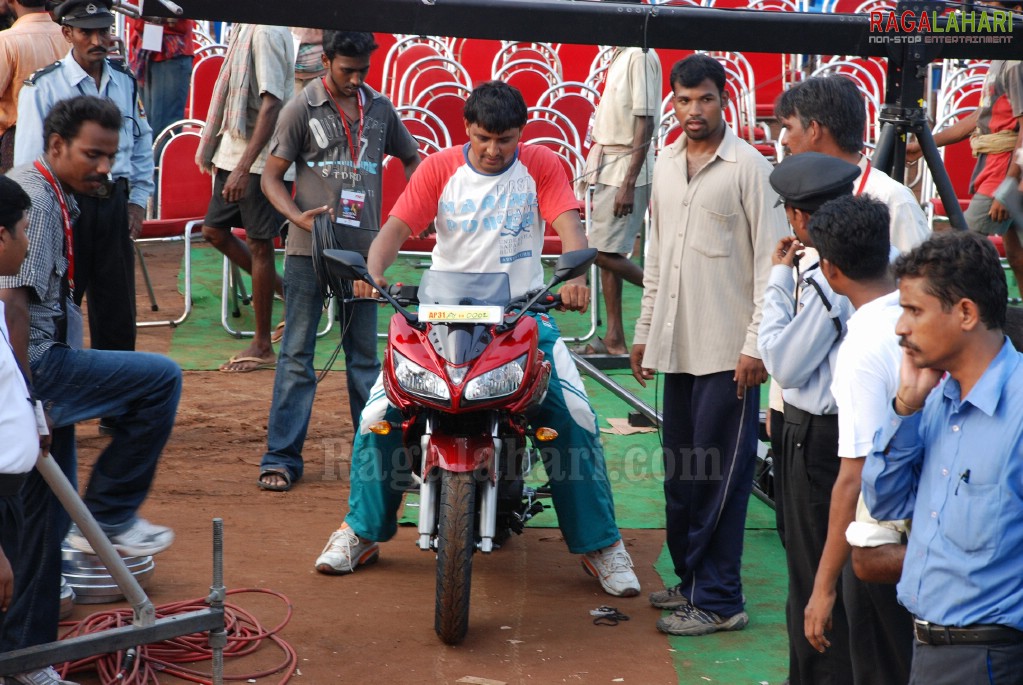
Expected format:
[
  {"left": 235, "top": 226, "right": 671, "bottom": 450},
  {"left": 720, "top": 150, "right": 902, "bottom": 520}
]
[
  {"left": 195, "top": 23, "right": 294, "bottom": 373},
  {"left": 14, "top": 0, "right": 154, "bottom": 367},
  {"left": 0, "top": 95, "right": 180, "bottom": 685},
  {"left": 775, "top": 75, "right": 930, "bottom": 254},
  {"left": 257, "top": 31, "right": 420, "bottom": 492}
]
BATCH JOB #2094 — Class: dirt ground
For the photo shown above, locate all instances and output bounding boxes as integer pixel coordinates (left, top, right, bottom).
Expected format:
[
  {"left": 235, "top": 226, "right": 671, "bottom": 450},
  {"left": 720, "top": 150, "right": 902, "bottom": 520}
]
[{"left": 62, "top": 244, "right": 680, "bottom": 685}]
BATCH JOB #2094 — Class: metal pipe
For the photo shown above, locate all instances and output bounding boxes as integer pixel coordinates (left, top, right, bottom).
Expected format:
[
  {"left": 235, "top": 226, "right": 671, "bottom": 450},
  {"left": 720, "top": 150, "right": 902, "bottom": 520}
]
[
  {"left": 570, "top": 352, "right": 661, "bottom": 426},
  {"left": 571, "top": 354, "right": 776, "bottom": 508},
  {"left": 208, "top": 518, "right": 226, "bottom": 685},
  {"left": 148, "top": 0, "right": 1023, "bottom": 60},
  {"left": 33, "top": 452, "right": 156, "bottom": 628}
]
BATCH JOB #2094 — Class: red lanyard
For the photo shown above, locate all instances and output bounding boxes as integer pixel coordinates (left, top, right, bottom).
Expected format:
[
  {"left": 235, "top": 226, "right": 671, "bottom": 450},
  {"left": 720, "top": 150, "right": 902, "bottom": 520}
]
[
  {"left": 323, "top": 78, "right": 364, "bottom": 164},
  {"left": 856, "top": 159, "right": 872, "bottom": 196},
  {"left": 34, "top": 161, "right": 74, "bottom": 292}
]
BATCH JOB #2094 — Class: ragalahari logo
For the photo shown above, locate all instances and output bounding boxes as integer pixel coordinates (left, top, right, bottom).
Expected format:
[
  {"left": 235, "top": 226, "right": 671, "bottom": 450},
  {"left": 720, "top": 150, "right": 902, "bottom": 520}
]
[{"left": 868, "top": 8, "right": 1015, "bottom": 44}]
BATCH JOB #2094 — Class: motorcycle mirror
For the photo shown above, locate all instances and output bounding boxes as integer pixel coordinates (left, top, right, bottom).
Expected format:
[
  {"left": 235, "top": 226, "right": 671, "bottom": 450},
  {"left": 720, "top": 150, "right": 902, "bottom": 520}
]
[
  {"left": 322, "top": 249, "right": 370, "bottom": 282},
  {"left": 322, "top": 249, "right": 424, "bottom": 330},
  {"left": 552, "top": 248, "right": 598, "bottom": 285}
]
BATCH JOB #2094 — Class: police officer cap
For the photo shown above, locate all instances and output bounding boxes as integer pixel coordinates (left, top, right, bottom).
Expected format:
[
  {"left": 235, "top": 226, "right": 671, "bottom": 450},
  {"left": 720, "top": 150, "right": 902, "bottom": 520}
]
[
  {"left": 770, "top": 152, "right": 860, "bottom": 213},
  {"left": 55, "top": 0, "right": 115, "bottom": 29}
]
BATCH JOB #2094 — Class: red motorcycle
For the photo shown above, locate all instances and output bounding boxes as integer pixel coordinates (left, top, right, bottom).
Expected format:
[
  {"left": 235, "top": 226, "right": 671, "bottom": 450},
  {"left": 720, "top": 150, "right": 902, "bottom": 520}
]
[{"left": 324, "top": 247, "right": 596, "bottom": 644}]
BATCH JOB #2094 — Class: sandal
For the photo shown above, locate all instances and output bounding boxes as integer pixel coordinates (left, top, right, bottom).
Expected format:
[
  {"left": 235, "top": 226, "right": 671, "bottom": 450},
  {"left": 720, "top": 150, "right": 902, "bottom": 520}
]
[
  {"left": 270, "top": 321, "right": 286, "bottom": 344},
  {"left": 258, "top": 468, "right": 293, "bottom": 492}
]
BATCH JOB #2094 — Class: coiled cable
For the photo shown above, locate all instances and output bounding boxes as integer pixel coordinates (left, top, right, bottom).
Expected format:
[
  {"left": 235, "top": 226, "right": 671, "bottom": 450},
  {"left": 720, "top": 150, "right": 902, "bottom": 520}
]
[{"left": 55, "top": 588, "right": 296, "bottom": 685}]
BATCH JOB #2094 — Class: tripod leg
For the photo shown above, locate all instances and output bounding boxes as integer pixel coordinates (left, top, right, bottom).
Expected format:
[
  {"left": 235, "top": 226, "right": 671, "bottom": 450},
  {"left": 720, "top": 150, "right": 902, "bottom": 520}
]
[
  {"left": 915, "top": 123, "right": 968, "bottom": 231},
  {"left": 871, "top": 122, "right": 898, "bottom": 176}
]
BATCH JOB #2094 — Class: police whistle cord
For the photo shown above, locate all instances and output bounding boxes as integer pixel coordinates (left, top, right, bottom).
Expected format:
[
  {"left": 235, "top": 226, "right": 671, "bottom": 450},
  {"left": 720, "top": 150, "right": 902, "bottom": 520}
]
[{"left": 54, "top": 588, "right": 297, "bottom": 685}]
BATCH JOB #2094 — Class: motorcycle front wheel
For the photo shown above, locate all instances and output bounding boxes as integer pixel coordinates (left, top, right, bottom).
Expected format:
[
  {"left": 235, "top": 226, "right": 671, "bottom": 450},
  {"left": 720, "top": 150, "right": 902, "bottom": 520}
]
[{"left": 435, "top": 470, "right": 476, "bottom": 644}]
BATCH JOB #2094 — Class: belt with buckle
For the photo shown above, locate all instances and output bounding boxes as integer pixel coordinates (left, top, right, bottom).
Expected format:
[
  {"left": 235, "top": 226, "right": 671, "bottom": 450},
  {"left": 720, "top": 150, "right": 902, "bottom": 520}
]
[{"left": 914, "top": 619, "right": 1023, "bottom": 646}]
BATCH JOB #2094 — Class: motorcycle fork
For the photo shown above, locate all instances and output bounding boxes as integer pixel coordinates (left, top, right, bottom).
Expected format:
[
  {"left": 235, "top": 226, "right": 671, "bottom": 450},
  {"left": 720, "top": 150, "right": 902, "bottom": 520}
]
[
  {"left": 416, "top": 415, "right": 437, "bottom": 551},
  {"left": 415, "top": 414, "right": 501, "bottom": 553},
  {"left": 478, "top": 414, "right": 501, "bottom": 553}
]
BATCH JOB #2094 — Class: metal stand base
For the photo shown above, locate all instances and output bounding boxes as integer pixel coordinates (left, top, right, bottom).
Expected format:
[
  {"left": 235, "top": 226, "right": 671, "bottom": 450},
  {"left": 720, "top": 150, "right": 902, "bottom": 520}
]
[{"left": 0, "top": 454, "right": 226, "bottom": 683}]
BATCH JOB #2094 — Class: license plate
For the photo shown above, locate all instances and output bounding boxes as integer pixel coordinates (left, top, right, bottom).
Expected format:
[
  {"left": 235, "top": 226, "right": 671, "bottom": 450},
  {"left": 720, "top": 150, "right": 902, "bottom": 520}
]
[{"left": 418, "top": 305, "right": 503, "bottom": 324}]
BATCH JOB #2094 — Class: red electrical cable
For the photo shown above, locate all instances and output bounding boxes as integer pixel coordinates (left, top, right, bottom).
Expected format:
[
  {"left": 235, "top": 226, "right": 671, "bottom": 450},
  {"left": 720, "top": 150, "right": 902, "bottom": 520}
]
[{"left": 54, "top": 588, "right": 297, "bottom": 685}]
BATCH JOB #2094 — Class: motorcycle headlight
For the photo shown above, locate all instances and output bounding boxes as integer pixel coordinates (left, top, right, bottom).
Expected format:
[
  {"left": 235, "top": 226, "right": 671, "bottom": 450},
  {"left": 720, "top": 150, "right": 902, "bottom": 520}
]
[
  {"left": 463, "top": 355, "right": 527, "bottom": 402},
  {"left": 393, "top": 350, "right": 450, "bottom": 401}
]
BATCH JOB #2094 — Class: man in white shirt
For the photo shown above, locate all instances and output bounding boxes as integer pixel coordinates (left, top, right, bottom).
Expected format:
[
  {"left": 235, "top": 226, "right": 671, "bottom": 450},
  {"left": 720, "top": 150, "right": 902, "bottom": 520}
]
[
  {"left": 776, "top": 75, "right": 930, "bottom": 254},
  {"left": 804, "top": 194, "right": 913, "bottom": 685}
]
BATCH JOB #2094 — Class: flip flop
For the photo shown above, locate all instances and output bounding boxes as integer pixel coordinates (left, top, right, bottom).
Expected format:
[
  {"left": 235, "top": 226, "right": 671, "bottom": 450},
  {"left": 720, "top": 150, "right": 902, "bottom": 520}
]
[
  {"left": 270, "top": 321, "right": 286, "bottom": 344},
  {"left": 570, "top": 337, "right": 610, "bottom": 356},
  {"left": 258, "top": 467, "right": 293, "bottom": 492},
  {"left": 219, "top": 355, "right": 277, "bottom": 373}
]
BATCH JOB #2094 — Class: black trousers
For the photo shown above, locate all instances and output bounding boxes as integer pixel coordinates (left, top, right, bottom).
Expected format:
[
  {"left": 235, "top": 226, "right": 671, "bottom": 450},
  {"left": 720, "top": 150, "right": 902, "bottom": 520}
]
[
  {"left": 73, "top": 182, "right": 137, "bottom": 351},
  {"left": 844, "top": 570, "right": 913, "bottom": 685},
  {"left": 779, "top": 404, "right": 853, "bottom": 685},
  {"left": 769, "top": 407, "right": 785, "bottom": 546},
  {"left": 661, "top": 371, "right": 758, "bottom": 618}
]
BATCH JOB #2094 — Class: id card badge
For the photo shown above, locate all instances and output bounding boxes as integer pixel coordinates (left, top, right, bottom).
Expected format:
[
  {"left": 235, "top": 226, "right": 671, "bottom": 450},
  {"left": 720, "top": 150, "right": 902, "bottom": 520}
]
[
  {"left": 65, "top": 297, "right": 84, "bottom": 350},
  {"left": 337, "top": 189, "right": 366, "bottom": 228}
]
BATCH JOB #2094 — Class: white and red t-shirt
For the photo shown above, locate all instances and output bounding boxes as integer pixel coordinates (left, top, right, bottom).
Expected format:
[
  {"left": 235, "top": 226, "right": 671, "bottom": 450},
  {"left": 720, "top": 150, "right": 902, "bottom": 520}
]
[{"left": 390, "top": 144, "right": 579, "bottom": 297}]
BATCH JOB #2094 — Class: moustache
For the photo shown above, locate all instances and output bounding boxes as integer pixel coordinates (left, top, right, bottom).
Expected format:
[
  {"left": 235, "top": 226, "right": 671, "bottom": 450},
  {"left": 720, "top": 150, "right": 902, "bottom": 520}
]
[{"left": 898, "top": 336, "right": 920, "bottom": 353}]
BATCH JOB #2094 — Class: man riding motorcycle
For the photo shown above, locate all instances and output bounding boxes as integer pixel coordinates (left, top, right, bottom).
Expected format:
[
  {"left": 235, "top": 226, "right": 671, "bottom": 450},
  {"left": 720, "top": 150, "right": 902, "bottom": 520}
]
[{"left": 314, "top": 80, "right": 641, "bottom": 599}]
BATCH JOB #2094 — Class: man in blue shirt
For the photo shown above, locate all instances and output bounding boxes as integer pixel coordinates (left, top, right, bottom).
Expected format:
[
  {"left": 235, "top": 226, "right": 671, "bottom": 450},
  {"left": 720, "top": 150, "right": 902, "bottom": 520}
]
[
  {"left": 15, "top": 0, "right": 154, "bottom": 360},
  {"left": 863, "top": 230, "right": 1023, "bottom": 684}
]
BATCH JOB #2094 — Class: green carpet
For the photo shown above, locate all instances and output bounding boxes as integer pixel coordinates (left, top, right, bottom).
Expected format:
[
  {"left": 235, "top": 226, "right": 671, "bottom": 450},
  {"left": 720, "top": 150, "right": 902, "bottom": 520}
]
[
  {"left": 655, "top": 504, "right": 789, "bottom": 685},
  {"left": 167, "top": 244, "right": 789, "bottom": 683}
]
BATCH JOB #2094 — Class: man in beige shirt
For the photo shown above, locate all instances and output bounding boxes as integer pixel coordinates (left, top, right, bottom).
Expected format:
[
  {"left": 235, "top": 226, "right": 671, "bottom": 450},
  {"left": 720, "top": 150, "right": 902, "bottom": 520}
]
[
  {"left": 582, "top": 43, "right": 660, "bottom": 356},
  {"left": 631, "top": 54, "right": 788, "bottom": 637},
  {"left": 0, "top": 0, "right": 65, "bottom": 171}
]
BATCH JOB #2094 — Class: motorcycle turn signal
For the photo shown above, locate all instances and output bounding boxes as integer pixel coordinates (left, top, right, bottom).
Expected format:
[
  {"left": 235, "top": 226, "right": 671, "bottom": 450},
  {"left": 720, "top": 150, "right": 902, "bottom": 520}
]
[
  {"left": 368, "top": 421, "right": 395, "bottom": 435},
  {"left": 533, "top": 427, "right": 558, "bottom": 442}
]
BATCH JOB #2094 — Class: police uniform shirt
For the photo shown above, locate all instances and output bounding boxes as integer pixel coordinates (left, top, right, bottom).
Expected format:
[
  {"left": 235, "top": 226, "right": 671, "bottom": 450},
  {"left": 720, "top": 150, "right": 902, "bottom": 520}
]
[{"left": 13, "top": 49, "right": 154, "bottom": 207}]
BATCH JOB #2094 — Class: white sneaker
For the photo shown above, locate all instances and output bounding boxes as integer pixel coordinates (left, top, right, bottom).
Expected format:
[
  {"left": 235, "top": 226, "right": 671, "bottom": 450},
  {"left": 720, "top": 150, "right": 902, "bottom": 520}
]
[
  {"left": 67, "top": 519, "right": 174, "bottom": 557},
  {"left": 5, "top": 667, "right": 79, "bottom": 685},
  {"left": 581, "top": 539, "right": 641, "bottom": 597},
  {"left": 315, "top": 526, "right": 380, "bottom": 575}
]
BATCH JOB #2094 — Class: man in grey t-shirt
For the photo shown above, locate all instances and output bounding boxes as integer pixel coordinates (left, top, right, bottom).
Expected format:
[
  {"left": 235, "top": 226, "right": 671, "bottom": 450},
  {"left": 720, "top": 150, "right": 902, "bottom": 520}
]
[{"left": 257, "top": 30, "right": 419, "bottom": 492}]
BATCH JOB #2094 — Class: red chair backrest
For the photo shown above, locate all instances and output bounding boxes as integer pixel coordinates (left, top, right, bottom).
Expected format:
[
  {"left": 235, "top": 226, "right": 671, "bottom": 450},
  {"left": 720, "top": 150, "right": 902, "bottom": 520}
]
[
  {"left": 414, "top": 92, "right": 470, "bottom": 145},
  {"left": 187, "top": 54, "right": 224, "bottom": 121},
  {"left": 157, "top": 131, "right": 211, "bottom": 220},
  {"left": 456, "top": 37, "right": 504, "bottom": 85},
  {"left": 367, "top": 33, "right": 397, "bottom": 92}
]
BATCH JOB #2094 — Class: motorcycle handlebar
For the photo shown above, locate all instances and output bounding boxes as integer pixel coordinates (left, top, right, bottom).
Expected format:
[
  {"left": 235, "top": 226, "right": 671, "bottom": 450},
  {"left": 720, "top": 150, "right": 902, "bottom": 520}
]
[{"left": 345, "top": 287, "right": 562, "bottom": 316}]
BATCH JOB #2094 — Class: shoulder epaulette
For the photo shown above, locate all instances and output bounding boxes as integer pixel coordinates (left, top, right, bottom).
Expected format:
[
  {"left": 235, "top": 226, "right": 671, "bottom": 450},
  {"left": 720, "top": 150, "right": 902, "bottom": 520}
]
[
  {"left": 24, "top": 60, "right": 62, "bottom": 86},
  {"left": 107, "top": 58, "right": 137, "bottom": 82}
]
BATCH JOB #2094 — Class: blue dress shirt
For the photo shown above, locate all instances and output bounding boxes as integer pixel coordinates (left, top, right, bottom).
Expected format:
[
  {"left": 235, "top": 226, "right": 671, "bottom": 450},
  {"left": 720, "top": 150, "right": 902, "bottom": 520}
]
[
  {"left": 13, "top": 49, "right": 154, "bottom": 208},
  {"left": 758, "top": 258, "right": 853, "bottom": 415},
  {"left": 863, "top": 339, "right": 1023, "bottom": 629}
]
